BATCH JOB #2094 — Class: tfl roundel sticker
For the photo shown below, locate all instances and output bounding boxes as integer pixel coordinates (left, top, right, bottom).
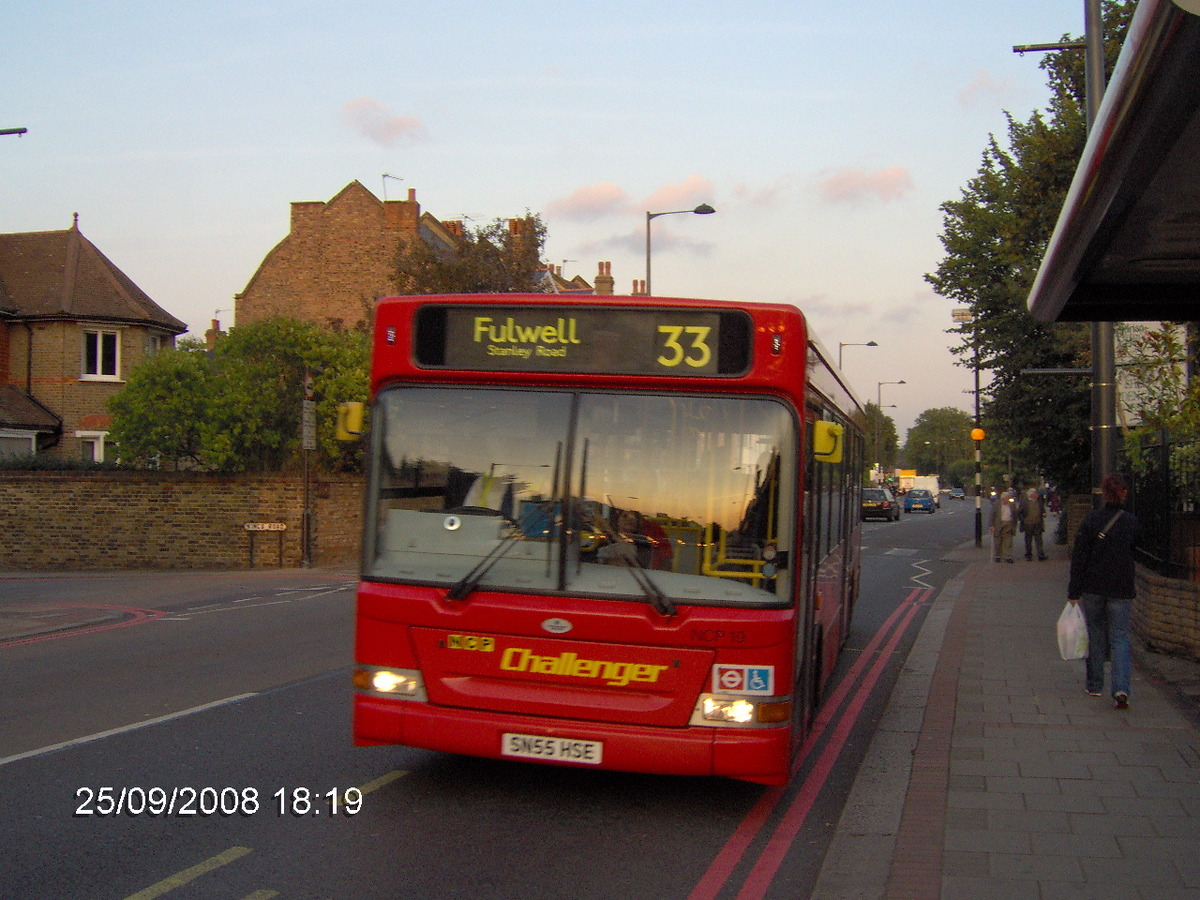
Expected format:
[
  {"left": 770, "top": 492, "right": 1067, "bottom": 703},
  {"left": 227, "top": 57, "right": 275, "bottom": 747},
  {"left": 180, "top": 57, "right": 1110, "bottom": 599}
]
[{"left": 712, "top": 665, "right": 775, "bottom": 696}]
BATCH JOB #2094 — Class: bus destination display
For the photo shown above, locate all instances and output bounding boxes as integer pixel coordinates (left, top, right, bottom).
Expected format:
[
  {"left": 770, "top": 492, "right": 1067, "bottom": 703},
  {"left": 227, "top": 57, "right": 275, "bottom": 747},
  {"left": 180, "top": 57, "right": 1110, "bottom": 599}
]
[{"left": 437, "top": 306, "right": 726, "bottom": 376}]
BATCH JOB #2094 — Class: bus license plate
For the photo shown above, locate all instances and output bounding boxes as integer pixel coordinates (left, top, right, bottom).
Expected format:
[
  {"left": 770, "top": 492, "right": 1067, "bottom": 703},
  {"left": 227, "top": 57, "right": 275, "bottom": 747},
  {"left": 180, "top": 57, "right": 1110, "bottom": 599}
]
[{"left": 501, "top": 733, "right": 603, "bottom": 765}]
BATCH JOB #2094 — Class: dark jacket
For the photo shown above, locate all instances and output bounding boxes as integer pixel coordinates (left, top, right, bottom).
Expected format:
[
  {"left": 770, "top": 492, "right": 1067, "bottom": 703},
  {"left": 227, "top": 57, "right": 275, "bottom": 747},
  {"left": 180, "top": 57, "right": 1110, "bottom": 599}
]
[{"left": 1068, "top": 504, "right": 1143, "bottom": 600}]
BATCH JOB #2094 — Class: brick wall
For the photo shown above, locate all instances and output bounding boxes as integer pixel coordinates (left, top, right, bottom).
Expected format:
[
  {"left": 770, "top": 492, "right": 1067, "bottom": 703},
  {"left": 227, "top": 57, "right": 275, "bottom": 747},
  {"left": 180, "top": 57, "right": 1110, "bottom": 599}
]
[
  {"left": 0, "top": 471, "right": 362, "bottom": 570},
  {"left": 0, "top": 319, "right": 9, "bottom": 384},
  {"left": 1136, "top": 567, "right": 1200, "bottom": 662}
]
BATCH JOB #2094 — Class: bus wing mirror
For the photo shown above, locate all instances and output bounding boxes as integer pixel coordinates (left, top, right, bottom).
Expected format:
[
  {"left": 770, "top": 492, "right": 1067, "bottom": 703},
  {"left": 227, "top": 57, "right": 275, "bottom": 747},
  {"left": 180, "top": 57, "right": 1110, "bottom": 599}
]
[
  {"left": 336, "top": 402, "right": 365, "bottom": 441},
  {"left": 813, "top": 421, "right": 844, "bottom": 464}
]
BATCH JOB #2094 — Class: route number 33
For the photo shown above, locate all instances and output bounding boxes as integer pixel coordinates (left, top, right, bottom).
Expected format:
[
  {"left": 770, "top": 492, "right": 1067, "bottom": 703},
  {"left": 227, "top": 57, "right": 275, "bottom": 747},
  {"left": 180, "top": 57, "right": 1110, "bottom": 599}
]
[{"left": 656, "top": 325, "right": 713, "bottom": 369}]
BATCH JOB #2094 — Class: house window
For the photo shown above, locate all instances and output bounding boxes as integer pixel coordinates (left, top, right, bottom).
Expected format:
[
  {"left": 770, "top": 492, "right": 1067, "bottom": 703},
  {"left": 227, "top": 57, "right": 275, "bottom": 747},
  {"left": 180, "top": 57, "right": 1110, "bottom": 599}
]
[
  {"left": 0, "top": 430, "right": 37, "bottom": 458},
  {"left": 83, "top": 329, "right": 120, "bottom": 380}
]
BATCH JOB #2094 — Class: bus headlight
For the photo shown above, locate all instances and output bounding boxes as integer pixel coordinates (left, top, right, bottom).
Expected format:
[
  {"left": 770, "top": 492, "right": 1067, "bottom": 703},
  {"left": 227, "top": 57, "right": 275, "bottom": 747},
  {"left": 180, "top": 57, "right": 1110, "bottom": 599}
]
[
  {"left": 353, "top": 667, "right": 427, "bottom": 701},
  {"left": 692, "top": 694, "right": 791, "bottom": 727},
  {"left": 703, "top": 697, "right": 756, "bottom": 723}
]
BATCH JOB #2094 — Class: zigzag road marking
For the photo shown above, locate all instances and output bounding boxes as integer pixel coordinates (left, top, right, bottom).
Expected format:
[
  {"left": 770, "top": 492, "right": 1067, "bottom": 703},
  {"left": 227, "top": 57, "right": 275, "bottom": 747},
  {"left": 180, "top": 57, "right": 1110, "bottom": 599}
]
[{"left": 910, "top": 558, "right": 933, "bottom": 589}]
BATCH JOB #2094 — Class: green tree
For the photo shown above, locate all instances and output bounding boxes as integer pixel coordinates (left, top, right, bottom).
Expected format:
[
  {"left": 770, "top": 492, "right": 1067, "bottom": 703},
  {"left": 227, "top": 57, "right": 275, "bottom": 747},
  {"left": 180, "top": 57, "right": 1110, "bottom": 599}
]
[
  {"left": 108, "top": 320, "right": 369, "bottom": 473},
  {"left": 927, "top": 1, "right": 1135, "bottom": 495},
  {"left": 903, "top": 407, "right": 974, "bottom": 474},
  {"left": 105, "top": 338, "right": 213, "bottom": 469},
  {"left": 396, "top": 214, "right": 549, "bottom": 294},
  {"left": 863, "top": 401, "right": 899, "bottom": 478}
]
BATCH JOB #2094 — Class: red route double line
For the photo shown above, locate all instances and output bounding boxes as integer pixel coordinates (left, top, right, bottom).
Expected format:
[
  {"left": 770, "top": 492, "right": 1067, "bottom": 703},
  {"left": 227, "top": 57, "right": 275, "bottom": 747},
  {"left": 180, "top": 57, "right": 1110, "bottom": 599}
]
[{"left": 689, "top": 586, "right": 932, "bottom": 900}]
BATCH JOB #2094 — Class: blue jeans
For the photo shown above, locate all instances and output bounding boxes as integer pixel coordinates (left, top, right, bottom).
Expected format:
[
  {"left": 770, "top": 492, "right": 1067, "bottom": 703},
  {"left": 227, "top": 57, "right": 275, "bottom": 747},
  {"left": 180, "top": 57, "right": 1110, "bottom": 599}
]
[{"left": 1080, "top": 593, "right": 1132, "bottom": 697}]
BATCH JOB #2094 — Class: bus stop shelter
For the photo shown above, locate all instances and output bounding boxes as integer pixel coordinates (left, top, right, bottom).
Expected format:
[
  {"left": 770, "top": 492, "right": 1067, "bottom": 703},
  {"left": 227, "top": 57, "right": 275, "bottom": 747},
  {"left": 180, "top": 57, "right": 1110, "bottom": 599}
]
[{"left": 1027, "top": 0, "right": 1200, "bottom": 324}]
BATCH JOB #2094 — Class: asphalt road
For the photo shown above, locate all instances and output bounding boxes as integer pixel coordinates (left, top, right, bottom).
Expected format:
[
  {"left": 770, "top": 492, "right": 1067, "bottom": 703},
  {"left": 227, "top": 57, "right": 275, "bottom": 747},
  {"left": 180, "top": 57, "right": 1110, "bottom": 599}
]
[{"left": 0, "top": 505, "right": 974, "bottom": 899}]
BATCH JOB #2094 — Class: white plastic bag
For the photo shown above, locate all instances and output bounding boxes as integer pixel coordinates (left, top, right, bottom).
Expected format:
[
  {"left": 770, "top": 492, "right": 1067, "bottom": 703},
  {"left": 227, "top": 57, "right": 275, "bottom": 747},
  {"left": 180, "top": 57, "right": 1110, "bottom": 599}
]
[{"left": 1057, "top": 602, "right": 1088, "bottom": 660}]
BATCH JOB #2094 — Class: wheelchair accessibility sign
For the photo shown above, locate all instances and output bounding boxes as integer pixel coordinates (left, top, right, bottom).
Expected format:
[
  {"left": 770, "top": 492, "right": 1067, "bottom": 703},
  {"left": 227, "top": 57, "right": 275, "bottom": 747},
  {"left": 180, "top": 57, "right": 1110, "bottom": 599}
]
[{"left": 713, "top": 664, "right": 775, "bottom": 695}]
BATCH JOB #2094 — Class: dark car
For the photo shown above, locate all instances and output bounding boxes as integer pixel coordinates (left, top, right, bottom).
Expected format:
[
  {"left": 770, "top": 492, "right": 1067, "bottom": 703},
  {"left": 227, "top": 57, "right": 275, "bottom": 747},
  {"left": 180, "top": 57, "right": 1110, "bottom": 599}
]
[
  {"left": 861, "top": 487, "right": 900, "bottom": 521},
  {"left": 949, "top": 486, "right": 966, "bottom": 500},
  {"left": 904, "top": 488, "right": 936, "bottom": 514}
]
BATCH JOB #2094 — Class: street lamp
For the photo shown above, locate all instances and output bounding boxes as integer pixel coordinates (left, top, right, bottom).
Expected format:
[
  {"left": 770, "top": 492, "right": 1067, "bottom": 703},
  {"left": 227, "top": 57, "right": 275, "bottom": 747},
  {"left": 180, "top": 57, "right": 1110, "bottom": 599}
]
[
  {"left": 952, "top": 308, "right": 983, "bottom": 547},
  {"left": 875, "top": 380, "right": 906, "bottom": 482},
  {"left": 838, "top": 340, "right": 878, "bottom": 369},
  {"left": 645, "top": 203, "right": 715, "bottom": 296}
]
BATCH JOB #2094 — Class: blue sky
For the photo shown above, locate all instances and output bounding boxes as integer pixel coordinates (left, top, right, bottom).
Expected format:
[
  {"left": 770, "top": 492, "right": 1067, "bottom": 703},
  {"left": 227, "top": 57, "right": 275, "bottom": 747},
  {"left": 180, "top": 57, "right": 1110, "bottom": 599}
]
[{"left": 1, "top": 1, "right": 1088, "bottom": 439}]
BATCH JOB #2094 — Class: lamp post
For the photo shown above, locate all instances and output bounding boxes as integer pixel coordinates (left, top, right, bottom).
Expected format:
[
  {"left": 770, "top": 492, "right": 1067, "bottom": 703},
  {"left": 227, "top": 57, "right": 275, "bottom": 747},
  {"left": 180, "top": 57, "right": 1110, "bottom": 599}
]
[
  {"left": 953, "top": 308, "right": 984, "bottom": 547},
  {"left": 875, "top": 380, "right": 906, "bottom": 482},
  {"left": 645, "top": 203, "right": 715, "bottom": 296},
  {"left": 838, "top": 340, "right": 877, "bottom": 369}
]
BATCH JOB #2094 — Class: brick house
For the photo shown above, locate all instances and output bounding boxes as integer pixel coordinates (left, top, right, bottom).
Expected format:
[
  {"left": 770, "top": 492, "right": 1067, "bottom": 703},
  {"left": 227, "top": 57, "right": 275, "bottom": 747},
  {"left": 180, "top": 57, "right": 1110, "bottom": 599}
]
[
  {"left": 0, "top": 219, "right": 187, "bottom": 461},
  {"left": 235, "top": 181, "right": 616, "bottom": 331},
  {"left": 235, "top": 181, "right": 463, "bottom": 330}
]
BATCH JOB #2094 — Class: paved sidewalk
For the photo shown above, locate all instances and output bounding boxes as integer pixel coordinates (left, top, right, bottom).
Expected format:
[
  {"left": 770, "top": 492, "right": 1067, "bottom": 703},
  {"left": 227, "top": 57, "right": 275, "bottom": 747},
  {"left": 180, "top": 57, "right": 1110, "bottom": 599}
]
[{"left": 815, "top": 537, "right": 1200, "bottom": 899}]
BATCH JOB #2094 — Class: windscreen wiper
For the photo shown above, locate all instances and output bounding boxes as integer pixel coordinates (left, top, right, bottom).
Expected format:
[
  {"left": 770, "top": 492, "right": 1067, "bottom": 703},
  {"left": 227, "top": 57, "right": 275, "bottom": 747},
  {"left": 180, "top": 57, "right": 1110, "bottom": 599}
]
[
  {"left": 446, "top": 503, "right": 551, "bottom": 602},
  {"left": 615, "top": 554, "right": 676, "bottom": 617}
]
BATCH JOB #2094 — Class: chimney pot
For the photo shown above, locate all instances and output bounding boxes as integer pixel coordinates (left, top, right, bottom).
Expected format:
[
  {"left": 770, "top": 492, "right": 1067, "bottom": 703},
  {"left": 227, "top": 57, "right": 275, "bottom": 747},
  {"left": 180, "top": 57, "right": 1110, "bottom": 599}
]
[{"left": 595, "top": 261, "right": 615, "bottom": 295}]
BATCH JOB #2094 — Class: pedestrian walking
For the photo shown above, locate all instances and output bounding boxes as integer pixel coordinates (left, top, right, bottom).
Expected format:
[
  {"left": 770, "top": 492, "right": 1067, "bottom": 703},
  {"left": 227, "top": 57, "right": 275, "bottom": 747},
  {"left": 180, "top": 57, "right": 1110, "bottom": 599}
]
[
  {"left": 990, "top": 487, "right": 1018, "bottom": 563},
  {"left": 1067, "top": 473, "right": 1144, "bottom": 708},
  {"left": 1019, "top": 487, "right": 1047, "bottom": 561}
]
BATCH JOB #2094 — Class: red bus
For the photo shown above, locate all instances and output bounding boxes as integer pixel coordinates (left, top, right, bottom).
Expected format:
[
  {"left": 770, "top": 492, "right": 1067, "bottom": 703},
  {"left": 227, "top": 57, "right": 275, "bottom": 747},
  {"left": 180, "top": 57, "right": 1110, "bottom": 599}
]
[{"left": 353, "top": 294, "right": 864, "bottom": 785}]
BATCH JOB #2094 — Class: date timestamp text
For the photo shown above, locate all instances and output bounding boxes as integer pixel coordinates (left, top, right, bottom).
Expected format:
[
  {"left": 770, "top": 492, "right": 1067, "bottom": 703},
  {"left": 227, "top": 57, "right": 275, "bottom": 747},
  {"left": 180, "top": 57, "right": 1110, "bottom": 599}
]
[{"left": 74, "top": 786, "right": 364, "bottom": 817}]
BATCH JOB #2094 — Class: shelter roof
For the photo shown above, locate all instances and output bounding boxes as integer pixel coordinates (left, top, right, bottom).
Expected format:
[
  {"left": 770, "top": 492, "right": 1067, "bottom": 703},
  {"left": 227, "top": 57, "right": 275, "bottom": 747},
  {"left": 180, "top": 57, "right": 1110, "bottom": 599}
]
[{"left": 1028, "top": 0, "right": 1200, "bottom": 322}]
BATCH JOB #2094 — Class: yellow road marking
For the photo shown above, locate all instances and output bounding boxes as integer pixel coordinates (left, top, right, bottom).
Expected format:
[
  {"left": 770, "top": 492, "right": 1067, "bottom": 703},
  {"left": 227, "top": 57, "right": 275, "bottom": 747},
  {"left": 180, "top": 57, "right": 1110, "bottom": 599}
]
[
  {"left": 123, "top": 846, "right": 251, "bottom": 900},
  {"left": 123, "top": 774, "right": 404, "bottom": 900},
  {"left": 325, "top": 769, "right": 408, "bottom": 809},
  {"left": 358, "top": 769, "right": 407, "bottom": 795}
]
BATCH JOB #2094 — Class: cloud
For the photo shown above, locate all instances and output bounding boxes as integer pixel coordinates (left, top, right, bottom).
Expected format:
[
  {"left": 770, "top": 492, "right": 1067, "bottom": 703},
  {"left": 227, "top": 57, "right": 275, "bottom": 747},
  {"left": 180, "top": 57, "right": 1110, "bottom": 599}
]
[
  {"left": 956, "top": 70, "right": 1014, "bottom": 110},
  {"left": 816, "top": 166, "right": 913, "bottom": 205},
  {"left": 798, "top": 294, "right": 875, "bottom": 323},
  {"left": 576, "top": 227, "right": 715, "bottom": 260},
  {"left": 549, "top": 174, "right": 720, "bottom": 223},
  {"left": 546, "top": 183, "right": 631, "bottom": 221},
  {"left": 731, "top": 175, "right": 792, "bottom": 208},
  {"left": 342, "top": 97, "right": 428, "bottom": 147},
  {"left": 645, "top": 174, "right": 716, "bottom": 211}
]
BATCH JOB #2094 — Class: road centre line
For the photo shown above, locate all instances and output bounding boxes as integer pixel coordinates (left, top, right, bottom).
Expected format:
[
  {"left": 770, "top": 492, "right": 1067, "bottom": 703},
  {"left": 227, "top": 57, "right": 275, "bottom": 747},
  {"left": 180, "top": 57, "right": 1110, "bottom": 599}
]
[
  {"left": 122, "top": 846, "right": 252, "bottom": 900},
  {"left": 688, "top": 587, "right": 931, "bottom": 900},
  {"left": 189, "top": 584, "right": 350, "bottom": 611},
  {"left": 177, "top": 600, "right": 295, "bottom": 617},
  {"left": 0, "top": 693, "right": 258, "bottom": 767},
  {"left": 171, "top": 585, "right": 351, "bottom": 618}
]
